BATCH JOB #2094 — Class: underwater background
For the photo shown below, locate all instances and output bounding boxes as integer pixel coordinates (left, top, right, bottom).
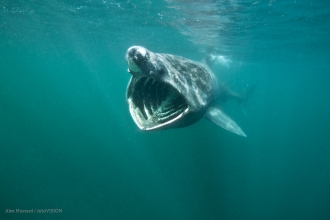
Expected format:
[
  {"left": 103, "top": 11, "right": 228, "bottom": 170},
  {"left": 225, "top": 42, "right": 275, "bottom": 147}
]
[{"left": 1, "top": 0, "right": 330, "bottom": 219}]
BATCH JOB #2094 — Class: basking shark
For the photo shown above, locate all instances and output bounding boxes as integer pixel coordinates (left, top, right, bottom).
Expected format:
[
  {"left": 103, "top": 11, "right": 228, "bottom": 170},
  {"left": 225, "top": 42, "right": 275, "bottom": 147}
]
[{"left": 125, "top": 46, "right": 247, "bottom": 137}]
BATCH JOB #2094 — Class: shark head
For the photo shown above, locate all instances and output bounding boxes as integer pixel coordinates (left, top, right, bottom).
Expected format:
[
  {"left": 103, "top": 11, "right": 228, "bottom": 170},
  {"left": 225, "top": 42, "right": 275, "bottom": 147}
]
[{"left": 125, "top": 46, "right": 192, "bottom": 131}]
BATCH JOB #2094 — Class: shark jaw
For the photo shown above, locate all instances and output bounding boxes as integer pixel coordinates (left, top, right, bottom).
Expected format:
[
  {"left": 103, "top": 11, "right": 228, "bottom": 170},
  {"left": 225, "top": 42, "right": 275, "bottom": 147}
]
[{"left": 126, "top": 76, "right": 189, "bottom": 131}]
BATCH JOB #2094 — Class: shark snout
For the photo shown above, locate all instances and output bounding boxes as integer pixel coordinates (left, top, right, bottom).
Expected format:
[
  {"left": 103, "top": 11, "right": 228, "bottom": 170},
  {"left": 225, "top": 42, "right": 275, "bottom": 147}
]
[
  {"left": 126, "top": 46, "right": 148, "bottom": 63},
  {"left": 126, "top": 46, "right": 151, "bottom": 75}
]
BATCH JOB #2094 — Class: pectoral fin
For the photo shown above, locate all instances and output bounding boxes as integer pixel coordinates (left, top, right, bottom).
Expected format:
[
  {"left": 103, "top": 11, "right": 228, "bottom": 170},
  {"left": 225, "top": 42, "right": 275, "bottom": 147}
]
[{"left": 205, "top": 107, "right": 246, "bottom": 137}]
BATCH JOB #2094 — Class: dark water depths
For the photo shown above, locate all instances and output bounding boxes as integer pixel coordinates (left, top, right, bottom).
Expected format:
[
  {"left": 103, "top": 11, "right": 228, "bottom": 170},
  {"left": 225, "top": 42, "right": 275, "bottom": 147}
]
[{"left": 1, "top": 0, "right": 330, "bottom": 219}]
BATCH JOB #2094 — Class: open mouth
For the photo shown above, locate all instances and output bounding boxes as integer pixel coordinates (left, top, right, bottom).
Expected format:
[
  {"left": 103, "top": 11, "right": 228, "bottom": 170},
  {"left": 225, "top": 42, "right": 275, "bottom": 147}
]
[{"left": 127, "top": 76, "right": 189, "bottom": 130}]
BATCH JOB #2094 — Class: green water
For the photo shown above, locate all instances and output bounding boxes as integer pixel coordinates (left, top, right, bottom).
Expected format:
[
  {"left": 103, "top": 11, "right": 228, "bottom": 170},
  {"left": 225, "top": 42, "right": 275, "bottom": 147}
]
[{"left": 1, "top": 0, "right": 330, "bottom": 219}]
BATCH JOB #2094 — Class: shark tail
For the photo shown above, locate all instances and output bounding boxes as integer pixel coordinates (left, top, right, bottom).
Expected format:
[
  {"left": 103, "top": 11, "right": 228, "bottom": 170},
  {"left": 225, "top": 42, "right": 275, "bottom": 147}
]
[
  {"left": 218, "top": 80, "right": 258, "bottom": 105},
  {"left": 237, "top": 80, "right": 258, "bottom": 105},
  {"left": 234, "top": 80, "right": 258, "bottom": 117}
]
